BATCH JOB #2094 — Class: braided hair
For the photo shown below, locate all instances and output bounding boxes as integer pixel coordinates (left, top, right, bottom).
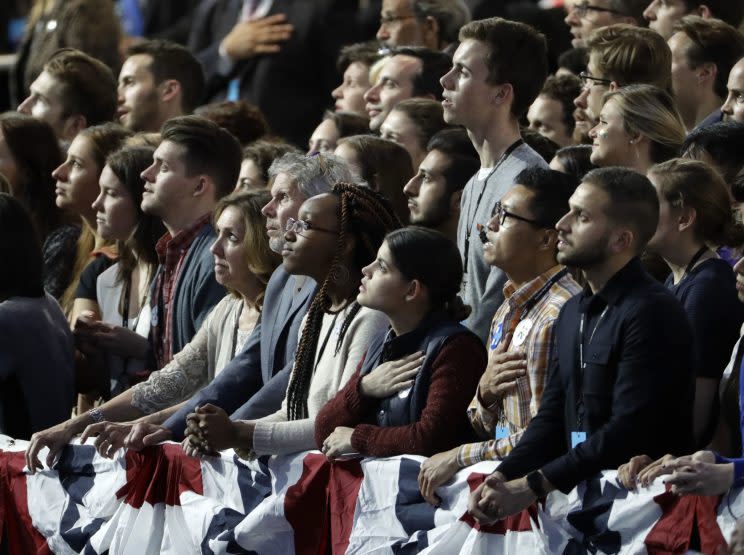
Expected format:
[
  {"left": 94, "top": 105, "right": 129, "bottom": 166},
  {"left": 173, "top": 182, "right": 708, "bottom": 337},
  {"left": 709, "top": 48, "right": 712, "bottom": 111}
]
[{"left": 286, "top": 183, "right": 402, "bottom": 420}]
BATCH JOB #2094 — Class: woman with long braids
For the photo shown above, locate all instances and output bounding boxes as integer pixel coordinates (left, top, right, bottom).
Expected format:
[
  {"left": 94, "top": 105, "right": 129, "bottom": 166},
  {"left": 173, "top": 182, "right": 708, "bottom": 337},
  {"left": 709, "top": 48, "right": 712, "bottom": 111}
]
[
  {"left": 183, "top": 183, "right": 401, "bottom": 458},
  {"left": 315, "top": 226, "right": 487, "bottom": 458}
]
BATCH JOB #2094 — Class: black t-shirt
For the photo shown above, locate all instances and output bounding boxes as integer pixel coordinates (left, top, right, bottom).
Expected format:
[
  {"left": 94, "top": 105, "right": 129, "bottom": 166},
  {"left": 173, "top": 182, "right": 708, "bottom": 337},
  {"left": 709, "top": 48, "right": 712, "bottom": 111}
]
[{"left": 75, "top": 256, "right": 116, "bottom": 301}]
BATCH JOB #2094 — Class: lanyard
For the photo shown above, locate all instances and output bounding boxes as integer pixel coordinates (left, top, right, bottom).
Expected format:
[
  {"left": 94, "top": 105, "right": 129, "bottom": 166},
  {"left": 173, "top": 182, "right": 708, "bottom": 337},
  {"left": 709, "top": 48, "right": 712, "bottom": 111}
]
[
  {"left": 520, "top": 268, "right": 569, "bottom": 319},
  {"left": 576, "top": 305, "right": 609, "bottom": 428},
  {"left": 463, "top": 139, "right": 523, "bottom": 273},
  {"left": 313, "top": 312, "right": 341, "bottom": 375},
  {"left": 670, "top": 246, "right": 708, "bottom": 294}
]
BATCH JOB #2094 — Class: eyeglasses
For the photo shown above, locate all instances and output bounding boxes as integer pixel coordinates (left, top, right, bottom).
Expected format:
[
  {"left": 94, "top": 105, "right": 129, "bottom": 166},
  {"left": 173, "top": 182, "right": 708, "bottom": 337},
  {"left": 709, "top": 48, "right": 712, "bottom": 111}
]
[
  {"left": 491, "top": 201, "right": 543, "bottom": 227},
  {"left": 285, "top": 217, "right": 339, "bottom": 236},
  {"left": 380, "top": 13, "right": 416, "bottom": 25},
  {"left": 579, "top": 71, "right": 614, "bottom": 89},
  {"left": 572, "top": 1, "right": 624, "bottom": 19}
]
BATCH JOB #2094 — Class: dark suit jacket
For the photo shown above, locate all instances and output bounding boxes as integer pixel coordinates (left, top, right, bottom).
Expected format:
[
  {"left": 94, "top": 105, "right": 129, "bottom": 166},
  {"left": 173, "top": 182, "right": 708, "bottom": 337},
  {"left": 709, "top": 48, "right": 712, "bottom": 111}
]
[
  {"left": 164, "top": 266, "right": 316, "bottom": 439},
  {"left": 188, "top": 0, "right": 357, "bottom": 147}
]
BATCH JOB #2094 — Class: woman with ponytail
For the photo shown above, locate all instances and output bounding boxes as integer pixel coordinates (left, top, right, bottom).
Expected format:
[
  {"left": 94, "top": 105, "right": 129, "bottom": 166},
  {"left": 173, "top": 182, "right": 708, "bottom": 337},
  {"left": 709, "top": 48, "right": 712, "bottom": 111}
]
[
  {"left": 183, "top": 183, "right": 400, "bottom": 457},
  {"left": 315, "top": 226, "right": 486, "bottom": 458}
]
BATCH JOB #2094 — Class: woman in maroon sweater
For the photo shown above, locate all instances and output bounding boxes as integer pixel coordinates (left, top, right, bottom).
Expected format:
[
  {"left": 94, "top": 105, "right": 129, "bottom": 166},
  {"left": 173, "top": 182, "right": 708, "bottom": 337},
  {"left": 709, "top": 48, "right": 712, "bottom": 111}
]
[{"left": 316, "top": 227, "right": 487, "bottom": 458}]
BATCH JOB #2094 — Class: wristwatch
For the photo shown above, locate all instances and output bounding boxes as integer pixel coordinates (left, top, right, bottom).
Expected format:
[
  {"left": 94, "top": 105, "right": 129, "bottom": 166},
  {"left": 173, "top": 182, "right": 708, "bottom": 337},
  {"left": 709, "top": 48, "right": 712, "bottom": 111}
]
[{"left": 526, "top": 470, "right": 547, "bottom": 498}]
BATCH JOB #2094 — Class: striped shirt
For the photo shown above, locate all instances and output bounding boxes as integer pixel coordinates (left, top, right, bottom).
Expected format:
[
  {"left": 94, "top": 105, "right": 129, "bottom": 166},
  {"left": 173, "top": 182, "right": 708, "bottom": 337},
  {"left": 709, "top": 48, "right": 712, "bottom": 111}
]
[{"left": 456, "top": 265, "right": 581, "bottom": 467}]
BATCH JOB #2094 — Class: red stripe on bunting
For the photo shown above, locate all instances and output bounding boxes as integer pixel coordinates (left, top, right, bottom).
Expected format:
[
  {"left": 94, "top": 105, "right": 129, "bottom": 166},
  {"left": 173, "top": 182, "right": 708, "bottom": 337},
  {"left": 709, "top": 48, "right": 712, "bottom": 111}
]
[
  {"left": 459, "top": 472, "right": 539, "bottom": 534},
  {"left": 284, "top": 453, "right": 331, "bottom": 555},
  {"left": 328, "top": 458, "right": 364, "bottom": 554},
  {"left": 115, "top": 444, "right": 203, "bottom": 509},
  {"left": 0, "top": 450, "right": 53, "bottom": 555}
]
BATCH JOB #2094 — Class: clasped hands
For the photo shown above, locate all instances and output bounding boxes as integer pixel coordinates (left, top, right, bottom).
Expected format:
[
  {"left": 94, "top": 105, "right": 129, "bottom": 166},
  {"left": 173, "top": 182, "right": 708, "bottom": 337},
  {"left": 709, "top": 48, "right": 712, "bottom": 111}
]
[{"left": 182, "top": 404, "right": 253, "bottom": 458}]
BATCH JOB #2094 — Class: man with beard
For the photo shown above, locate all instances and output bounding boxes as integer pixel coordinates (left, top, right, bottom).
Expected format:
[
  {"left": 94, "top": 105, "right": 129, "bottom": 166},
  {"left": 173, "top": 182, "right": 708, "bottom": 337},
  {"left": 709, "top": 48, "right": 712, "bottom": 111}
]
[
  {"left": 466, "top": 167, "right": 695, "bottom": 524},
  {"left": 403, "top": 128, "right": 478, "bottom": 241},
  {"left": 117, "top": 40, "right": 205, "bottom": 132}
]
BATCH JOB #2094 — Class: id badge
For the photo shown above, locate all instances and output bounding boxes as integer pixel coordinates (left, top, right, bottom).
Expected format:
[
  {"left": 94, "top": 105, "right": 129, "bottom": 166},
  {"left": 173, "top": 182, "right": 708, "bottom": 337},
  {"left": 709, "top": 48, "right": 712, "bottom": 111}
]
[
  {"left": 490, "top": 323, "right": 503, "bottom": 351},
  {"left": 495, "top": 425, "right": 509, "bottom": 440},
  {"left": 571, "top": 431, "right": 586, "bottom": 448}
]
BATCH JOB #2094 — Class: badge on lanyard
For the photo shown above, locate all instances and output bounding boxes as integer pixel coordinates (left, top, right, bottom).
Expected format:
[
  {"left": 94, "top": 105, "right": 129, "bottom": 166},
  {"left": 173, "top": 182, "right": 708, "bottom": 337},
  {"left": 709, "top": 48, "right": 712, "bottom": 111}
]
[
  {"left": 150, "top": 307, "right": 159, "bottom": 327},
  {"left": 571, "top": 431, "right": 587, "bottom": 448},
  {"left": 495, "top": 425, "right": 509, "bottom": 440},
  {"left": 512, "top": 318, "right": 533, "bottom": 347},
  {"left": 490, "top": 323, "right": 503, "bottom": 350}
]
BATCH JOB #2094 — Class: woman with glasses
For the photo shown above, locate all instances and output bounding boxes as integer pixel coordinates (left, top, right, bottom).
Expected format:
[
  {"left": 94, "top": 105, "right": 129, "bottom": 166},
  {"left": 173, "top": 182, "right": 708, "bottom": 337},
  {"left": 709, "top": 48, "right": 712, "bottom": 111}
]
[
  {"left": 589, "top": 84, "right": 685, "bottom": 175},
  {"left": 314, "top": 226, "right": 486, "bottom": 459},
  {"left": 617, "top": 158, "right": 744, "bottom": 488},
  {"left": 182, "top": 184, "right": 400, "bottom": 459}
]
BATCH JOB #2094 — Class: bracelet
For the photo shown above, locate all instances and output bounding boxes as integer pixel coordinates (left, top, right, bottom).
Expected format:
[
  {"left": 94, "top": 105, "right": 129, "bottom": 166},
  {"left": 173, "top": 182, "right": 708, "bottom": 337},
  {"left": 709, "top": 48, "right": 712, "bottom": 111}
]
[{"left": 88, "top": 408, "right": 105, "bottom": 423}]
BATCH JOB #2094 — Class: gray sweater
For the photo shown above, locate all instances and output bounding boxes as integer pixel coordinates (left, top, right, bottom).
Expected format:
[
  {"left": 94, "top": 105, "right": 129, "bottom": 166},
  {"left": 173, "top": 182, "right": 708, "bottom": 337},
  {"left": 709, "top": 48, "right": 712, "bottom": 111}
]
[{"left": 457, "top": 143, "right": 548, "bottom": 343}]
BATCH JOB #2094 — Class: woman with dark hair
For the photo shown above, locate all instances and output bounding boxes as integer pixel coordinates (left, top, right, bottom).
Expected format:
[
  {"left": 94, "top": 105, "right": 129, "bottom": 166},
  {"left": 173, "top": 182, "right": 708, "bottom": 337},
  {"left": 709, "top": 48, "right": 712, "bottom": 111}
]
[
  {"left": 315, "top": 227, "right": 486, "bottom": 458},
  {"left": 73, "top": 146, "right": 164, "bottom": 397},
  {"left": 0, "top": 193, "right": 74, "bottom": 440},
  {"left": 334, "top": 135, "right": 412, "bottom": 224},
  {"left": 0, "top": 112, "right": 73, "bottom": 298},
  {"left": 181, "top": 184, "right": 401, "bottom": 459},
  {"left": 237, "top": 139, "right": 301, "bottom": 190},
  {"left": 307, "top": 110, "right": 370, "bottom": 155},
  {"left": 549, "top": 144, "right": 596, "bottom": 181}
]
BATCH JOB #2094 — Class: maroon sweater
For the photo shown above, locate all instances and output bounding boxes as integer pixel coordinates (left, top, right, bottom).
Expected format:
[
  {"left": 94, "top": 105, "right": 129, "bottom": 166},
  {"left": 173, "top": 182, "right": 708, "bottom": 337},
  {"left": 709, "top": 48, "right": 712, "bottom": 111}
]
[{"left": 314, "top": 334, "right": 486, "bottom": 457}]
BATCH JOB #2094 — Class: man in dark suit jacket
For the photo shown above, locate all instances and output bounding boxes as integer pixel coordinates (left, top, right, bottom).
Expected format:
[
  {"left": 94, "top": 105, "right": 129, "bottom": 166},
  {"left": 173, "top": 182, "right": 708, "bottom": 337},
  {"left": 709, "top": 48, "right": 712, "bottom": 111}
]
[{"left": 189, "top": 0, "right": 358, "bottom": 147}]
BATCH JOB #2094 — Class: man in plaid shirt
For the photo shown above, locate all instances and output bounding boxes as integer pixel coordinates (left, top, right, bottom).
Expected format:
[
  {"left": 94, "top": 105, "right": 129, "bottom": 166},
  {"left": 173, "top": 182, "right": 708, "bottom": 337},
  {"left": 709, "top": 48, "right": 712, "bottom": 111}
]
[{"left": 419, "top": 168, "right": 581, "bottom": 505}]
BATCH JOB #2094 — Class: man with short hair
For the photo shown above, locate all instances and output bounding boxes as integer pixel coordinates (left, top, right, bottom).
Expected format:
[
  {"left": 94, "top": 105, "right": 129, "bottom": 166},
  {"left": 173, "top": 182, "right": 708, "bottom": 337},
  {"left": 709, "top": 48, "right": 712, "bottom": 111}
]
[
  {"left": 418, "top": 168, "right": 581, "bottom": 506},
  {"left": 17, "top": 48, "right": 117, "bottom": 143},
  {"left": 440, "top": 17, "right": 549, "bottom": 343},
  {"left": 467, "top": 167, "right": 694, "bottom": 523},
  {"left": 721, "top": 58, "right": 744, "bottom": 124},
  {"left": 683, "top": 121, "right": 744, "bottom": 188},
  {"left": 668, "top": 16, "right": 744, "bottom": 132},
  {"left": 332, "top": 41, "right": 381, "bottom": 116},
  {"left": 644, "top": 0, "right": 744, "bottom": 40},
  {"left": 528, "top": 74, "right": 582, "bottom": 148},
  {"left": 376, "top": 0, "right": 471, "bottom": 52},
  {"left": 403, "top": 128, "right": 479, "bottom": 240},
  {"left": 117, "top": 39, "right": 205, "bottom": 132},
  {"left": 564, "top": 0, "right": 649, "bottom": 48},
  {"left": 119, "top": 153, "right": 357, "bottom": 448},
  {"left": 364, "top": 46, "right": 452, "bottom": 132},
  {"left": 573, "top": 24, "right": 671, "bottom": 142}
]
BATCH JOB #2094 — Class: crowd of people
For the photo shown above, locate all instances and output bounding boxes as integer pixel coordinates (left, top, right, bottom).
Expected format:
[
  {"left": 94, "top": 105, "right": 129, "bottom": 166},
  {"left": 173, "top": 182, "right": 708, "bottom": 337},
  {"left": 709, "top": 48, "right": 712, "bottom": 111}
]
[{"left": 3, "top": 0, "right": 744, "bottom": 551}]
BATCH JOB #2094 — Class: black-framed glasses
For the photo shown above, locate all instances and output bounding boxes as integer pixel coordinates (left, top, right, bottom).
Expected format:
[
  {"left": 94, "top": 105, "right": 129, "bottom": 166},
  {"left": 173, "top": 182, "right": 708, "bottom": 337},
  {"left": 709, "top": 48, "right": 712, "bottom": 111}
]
[
  {"left": 572, "top": 1, "right": 624, "bottom": 19},
  {"left": 579, "top": 71, "right": 613, "bottom": 89},
  {"left": 380, "top": 13, "right": 416, "bottom": 25},
  {"left": 491, "top": 201, "right": 543, "bottom": 227},
  {"left": 285, "top": 217, "right": 339, "bottom": 236}
]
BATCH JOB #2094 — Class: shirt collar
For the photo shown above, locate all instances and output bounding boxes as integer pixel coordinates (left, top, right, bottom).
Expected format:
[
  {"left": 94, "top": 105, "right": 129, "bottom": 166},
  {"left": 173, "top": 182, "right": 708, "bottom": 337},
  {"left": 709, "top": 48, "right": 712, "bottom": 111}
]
[
  {"left": 579, "top": 256, "right": 643, "bottom": 312},
  {"left": 156, "top": 213, "right": 212, "bottom": 262},
  {"left": 502, "top": 265, "right": 565, "bottom": 309},
  {"left": 381, "top": 313, "right": 449, "bottom": 361}
]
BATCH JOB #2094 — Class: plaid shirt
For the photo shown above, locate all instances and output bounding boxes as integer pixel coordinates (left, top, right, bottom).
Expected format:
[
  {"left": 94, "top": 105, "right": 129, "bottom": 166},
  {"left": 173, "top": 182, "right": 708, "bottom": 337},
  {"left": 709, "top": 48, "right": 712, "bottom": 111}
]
[
  {"left": 150, "top": 214, "right": 212, "bottom": 369},
  {"left": 456, "top": 265, "right": 581, "bottom": 467}
]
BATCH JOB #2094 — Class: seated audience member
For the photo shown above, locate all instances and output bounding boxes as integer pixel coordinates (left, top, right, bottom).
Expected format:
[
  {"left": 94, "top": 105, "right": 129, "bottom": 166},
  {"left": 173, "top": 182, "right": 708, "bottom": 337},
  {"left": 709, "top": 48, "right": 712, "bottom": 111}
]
[
  {"left": 556, "top": 47, "right": 588, "bottom": 77},
  {"left": 668, "top": 17, "right": 744, "bottom": 132},
  {"left": 376, "top": 0, "right": 470, "bottom": 52},
  {"left": 18, "top": 48, "right": 118, "bottom": 144},
  {"left": 589, "top": 84, "right": 685, "bottom": 174},
  {"left": 0, "top": 194, "right": 74, "bottom": 440},
  {"left": 182, "top": 185, "right": 400, "bottom": 459},
  {"left": 380, "top": 98, "right": 449, "bottom": 170},
  {"left": 237, "top": 140, "right": 301, "bottom": 191},
  {"left": 119, "top": 40, "right": 206, "bottom": 133},
  {"left": 644, "top": 0, "right": 744, "bottom": 40},
  {"left": 550, "top": 144, "right": 596, "bottom": 181},
  {"left": 0, "top": 112, "right": 72, "bottom": 298},
  {"left": 721, "top": 57, "right": 744, "bottom": 124},
  {"left": 335, "top": 135, "right": 413, "bottom": 223},
  {"left": 315, "top": 227, "right": 485, "bottom": 458},
  {"left": 364, "top": 47, "right": 452, "bottom": 132},
  {"left": 418, "top": 168, "right": 581, "bottom": 505},
  {"left": 646, "top": 159, "right": 744, "bottom": 447},
  {"left": 441, "top": 17, "right": 550, "bottom": 344},
  {"left": 74, "top": 146, "right": 164, "bottom": 398},
  {"left": 195, "top": 100, "right": 267, "bottom": 147},
  {"left": 467, "top": 167, "right": 694, "bottom": 523},
  {"left": 404, "top": 128, "right": 479, "bottom": 241},
  {"left": 10, "top": 0, "right": 121, "bottom": 105},
  {"left": 307, "top": 111, "right": 370, "bottom": 155},
  {"left": 332, "top": 41, "right": 381, "bottom": 116},
  {"left": 574, "top": 25, "right": 672, "bottom": 143},
  {"left": 521, "top": 128, "right": 560, "bottom": 164},
  {"left": 27, "top": 190, "right": 280, "bottom": 464},
  {"left": 52, "top": 123, "right": 133, "bottom": 318},
  {"left": 564, "top": 0, "right": 648, "bottom": 48},
  {"left": 528, "top": 74, "right": 582, "bottom": 148},
  {"left": 617, "top": 253, "right": 744, "bottom": 496}
]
